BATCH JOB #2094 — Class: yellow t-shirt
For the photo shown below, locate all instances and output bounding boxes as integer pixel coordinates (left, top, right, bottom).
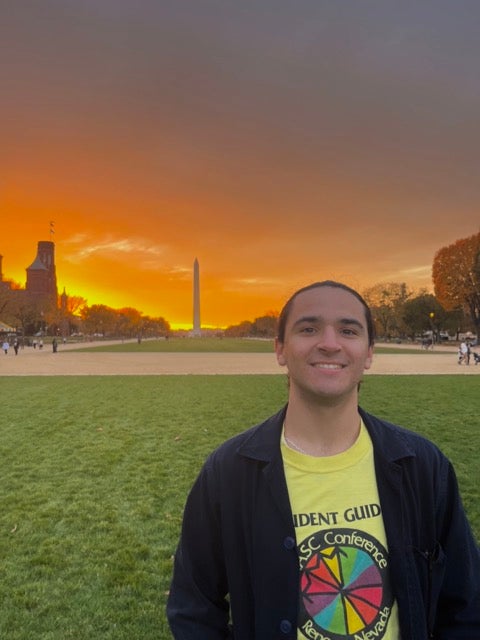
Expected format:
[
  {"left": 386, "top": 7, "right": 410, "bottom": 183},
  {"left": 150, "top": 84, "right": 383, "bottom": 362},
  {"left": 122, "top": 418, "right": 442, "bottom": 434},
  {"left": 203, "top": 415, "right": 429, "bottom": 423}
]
[{"left": 282, "top": 421, "right": 401, "bottom": 640}]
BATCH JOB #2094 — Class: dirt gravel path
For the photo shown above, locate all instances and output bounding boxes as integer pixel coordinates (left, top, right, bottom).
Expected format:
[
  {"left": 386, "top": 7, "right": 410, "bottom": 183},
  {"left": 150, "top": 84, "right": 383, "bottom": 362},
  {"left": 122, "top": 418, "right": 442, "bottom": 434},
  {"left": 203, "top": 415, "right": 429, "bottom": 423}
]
[{"left": 0, "top": 343, "right": 477, "bottom": 376}]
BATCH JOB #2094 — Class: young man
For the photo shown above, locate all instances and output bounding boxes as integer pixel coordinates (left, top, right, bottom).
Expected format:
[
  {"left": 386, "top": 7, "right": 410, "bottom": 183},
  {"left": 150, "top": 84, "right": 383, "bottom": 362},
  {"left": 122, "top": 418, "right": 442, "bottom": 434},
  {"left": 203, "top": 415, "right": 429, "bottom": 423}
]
[{"left": 167, "top": 281, "right": 480, "bottom": 639}]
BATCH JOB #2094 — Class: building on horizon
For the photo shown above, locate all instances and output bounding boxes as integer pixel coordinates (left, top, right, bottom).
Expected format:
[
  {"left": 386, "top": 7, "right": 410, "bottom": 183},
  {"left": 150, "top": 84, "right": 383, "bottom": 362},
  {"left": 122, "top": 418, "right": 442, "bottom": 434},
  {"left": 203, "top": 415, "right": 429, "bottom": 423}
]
[
  {"left": 0, "top": 240, "right": 59, "bottom": 311},
  {"left": 25, "top": 241, "right": 58, "bottom": 305}
]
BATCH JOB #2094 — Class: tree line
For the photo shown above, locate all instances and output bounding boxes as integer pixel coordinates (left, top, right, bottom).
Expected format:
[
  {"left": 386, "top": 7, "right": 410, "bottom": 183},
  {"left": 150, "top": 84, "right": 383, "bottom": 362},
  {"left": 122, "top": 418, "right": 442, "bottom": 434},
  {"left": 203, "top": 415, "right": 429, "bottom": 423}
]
[
  {"left": 225, "top": 231, "right": 480, "bottom": 341},
  {"left": 0, "top": 288, "right": 170, "bottom": 340}
]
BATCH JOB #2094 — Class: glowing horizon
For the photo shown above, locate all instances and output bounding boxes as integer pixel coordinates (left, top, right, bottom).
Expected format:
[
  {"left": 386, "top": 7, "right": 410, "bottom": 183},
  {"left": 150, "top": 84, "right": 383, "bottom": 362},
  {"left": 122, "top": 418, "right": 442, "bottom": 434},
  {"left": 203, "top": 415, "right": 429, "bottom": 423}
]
[{"left": 1, "top": 231, "right": 438, "bottom": 331}]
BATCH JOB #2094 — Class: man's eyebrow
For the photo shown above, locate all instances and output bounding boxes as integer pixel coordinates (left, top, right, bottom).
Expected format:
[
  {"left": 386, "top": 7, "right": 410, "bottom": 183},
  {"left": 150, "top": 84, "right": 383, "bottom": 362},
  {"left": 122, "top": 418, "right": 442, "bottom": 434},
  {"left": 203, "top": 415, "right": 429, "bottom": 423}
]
[
  {"left": 292, "top": 316, "right": 321, "bottom": 327},
  {"left": 292, "top": 316, "right": 366, "bottom": 330},
  {"left": 339, "top": 318, "right": 366, "bottom": 331}
]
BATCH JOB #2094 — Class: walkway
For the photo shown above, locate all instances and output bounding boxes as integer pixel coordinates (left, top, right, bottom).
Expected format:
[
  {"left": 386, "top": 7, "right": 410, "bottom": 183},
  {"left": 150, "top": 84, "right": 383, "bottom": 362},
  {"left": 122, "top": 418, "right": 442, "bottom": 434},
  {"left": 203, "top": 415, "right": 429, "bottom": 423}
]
[{"left": 0, "top": 342, "right": 477, "bottom": 376}]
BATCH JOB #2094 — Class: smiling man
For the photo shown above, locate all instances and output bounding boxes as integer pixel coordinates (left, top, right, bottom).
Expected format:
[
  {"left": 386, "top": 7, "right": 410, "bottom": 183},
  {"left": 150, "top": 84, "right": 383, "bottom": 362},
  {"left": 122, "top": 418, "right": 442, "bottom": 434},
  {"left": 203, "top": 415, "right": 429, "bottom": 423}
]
[
  {"left": 167, "top": 281, "right": 480, "bottom": 640},
  {"left": 275, "top": 284, "right": 374, "bottom": 457}
]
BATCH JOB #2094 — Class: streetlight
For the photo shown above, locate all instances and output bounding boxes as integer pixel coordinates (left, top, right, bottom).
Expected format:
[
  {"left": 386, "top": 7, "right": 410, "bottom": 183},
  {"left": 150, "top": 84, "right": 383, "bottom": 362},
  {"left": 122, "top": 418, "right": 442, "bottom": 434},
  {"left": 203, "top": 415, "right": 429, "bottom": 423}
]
[{"left": 429, "top": 312, "right": 435, "bottom": 349}]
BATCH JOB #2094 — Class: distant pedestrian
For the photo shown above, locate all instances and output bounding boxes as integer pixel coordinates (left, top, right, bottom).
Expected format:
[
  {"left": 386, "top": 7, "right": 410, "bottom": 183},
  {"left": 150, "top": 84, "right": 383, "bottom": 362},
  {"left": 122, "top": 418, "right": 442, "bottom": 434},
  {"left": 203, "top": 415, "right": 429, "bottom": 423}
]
[
  {"left": 13, "top": 340, "right": 19, "bottom": 355},
  {"left": 52, "top": 338, "right": 58, "bottom": 353},
  {"left": 33, "top": 339, "right": 37, "bottom": 349},
  {"left": 459, "top": 341, "right": 469, "bottom": 364},
  {"left": 39, "top": 339, "right": 44, "bottom": 350},
  {"left": 2, "top": 340, "right": 9, "bottom": 355}
]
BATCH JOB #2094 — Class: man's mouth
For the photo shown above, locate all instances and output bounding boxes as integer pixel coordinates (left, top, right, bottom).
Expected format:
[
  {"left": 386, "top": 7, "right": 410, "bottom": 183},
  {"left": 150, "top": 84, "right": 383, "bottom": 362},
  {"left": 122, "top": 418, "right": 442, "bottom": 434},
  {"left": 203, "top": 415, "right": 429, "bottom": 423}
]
[{"left": 311, "top": 363, "right": 344, "bottom": 370}]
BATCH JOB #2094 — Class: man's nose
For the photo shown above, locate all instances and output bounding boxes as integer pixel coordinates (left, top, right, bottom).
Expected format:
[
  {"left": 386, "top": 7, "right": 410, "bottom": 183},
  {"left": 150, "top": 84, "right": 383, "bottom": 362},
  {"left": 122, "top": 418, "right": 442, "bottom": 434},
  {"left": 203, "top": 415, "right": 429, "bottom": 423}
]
[{"left": 315, "top": 326, "right": 340, "bottom": 350}]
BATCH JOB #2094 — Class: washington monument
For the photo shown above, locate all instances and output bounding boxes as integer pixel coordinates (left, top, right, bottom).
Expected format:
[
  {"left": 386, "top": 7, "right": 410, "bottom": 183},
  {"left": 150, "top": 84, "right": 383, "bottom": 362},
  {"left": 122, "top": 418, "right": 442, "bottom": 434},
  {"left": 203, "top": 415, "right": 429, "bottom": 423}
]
[{"left": 192, "top": 257, "right": 201, "bottom": 336}]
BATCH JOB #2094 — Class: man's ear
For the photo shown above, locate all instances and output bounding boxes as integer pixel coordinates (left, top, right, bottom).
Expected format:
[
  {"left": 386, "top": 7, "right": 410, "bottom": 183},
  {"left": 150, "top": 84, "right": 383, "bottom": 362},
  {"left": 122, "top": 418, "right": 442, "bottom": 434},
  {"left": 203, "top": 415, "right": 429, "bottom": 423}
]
[
  {"left": 274, "top": 337, "right": 287, "bottom": 366},
  {"left": 363, "top": 345, "right": 374, "bottom": 371}
]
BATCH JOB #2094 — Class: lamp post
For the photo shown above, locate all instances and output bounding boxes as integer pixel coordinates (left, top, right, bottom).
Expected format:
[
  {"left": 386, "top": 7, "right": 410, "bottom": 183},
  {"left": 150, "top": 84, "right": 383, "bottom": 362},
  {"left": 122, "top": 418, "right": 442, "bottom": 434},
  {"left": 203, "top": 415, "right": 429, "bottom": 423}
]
[{"left": 429, "top": 312, "right": 435, "bottom": 349}]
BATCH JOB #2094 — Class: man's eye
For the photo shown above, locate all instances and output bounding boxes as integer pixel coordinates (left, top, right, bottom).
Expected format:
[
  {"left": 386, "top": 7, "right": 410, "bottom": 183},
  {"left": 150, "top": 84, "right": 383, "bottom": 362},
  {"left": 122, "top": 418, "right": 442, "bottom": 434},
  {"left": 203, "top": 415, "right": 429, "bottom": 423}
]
[{"left": 300, "top": 326, "right": 316, "bottom": 334}]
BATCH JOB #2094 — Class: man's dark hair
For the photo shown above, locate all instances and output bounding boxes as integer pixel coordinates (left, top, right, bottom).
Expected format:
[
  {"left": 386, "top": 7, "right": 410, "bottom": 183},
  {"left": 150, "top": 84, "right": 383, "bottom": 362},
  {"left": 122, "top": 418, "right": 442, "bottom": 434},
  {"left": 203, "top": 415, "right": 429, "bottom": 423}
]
[{"left": 276, "top": 280, "right": 376, "bottom": 346}]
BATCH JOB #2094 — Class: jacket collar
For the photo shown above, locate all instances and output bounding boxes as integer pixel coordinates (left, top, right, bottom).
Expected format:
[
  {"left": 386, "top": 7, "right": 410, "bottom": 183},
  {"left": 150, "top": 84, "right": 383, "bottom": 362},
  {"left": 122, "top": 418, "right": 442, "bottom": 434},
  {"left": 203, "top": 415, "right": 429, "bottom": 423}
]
[
  {"left": 236, "top": 405, "right": 416, "bottom": 464},
  {"left": 359, "top": 407, "right": 417, "bottom": 463},
  {"left": 236, "top": 406, "right": 286, "bottom": 462}
]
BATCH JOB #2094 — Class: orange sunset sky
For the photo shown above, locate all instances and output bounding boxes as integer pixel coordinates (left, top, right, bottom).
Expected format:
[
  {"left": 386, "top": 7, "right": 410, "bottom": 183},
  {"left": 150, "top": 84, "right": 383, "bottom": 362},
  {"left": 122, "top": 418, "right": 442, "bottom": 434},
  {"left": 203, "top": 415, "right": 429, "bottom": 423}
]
[{"left": 1, "top": 2, "right": 479, "bottom": 329}]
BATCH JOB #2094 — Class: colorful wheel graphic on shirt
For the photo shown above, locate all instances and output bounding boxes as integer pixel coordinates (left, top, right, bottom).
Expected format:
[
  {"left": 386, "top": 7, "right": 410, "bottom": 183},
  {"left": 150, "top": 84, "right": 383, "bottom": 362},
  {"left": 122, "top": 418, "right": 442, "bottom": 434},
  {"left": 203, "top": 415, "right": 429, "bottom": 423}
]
[{"left": 299, "top": 529, "right": 393, "bottom": 639}]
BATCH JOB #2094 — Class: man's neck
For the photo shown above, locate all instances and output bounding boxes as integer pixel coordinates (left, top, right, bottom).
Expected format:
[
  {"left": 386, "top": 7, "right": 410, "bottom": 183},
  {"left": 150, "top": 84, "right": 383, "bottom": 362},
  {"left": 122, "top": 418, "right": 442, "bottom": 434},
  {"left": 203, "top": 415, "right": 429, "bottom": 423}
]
[{"left": 283, "top": 392, "right": 361, "bottom": 457}]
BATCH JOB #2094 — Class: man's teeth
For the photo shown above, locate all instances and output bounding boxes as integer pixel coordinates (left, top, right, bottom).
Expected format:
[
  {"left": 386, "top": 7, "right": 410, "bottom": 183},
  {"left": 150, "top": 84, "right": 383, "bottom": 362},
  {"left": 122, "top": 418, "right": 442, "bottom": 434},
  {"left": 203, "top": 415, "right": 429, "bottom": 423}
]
[{"left": 313, "top": 363, "right": 343, "bottom": 369}]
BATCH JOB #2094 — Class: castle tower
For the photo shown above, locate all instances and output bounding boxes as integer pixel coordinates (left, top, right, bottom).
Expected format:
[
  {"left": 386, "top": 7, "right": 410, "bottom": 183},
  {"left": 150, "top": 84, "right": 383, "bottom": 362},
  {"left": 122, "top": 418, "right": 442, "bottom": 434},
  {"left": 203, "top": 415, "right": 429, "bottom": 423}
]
[
  {"left": 192, "top": 257, "right": 201, "bottom": 337},
  {"left": 26, "top": 241, "right": 58, "bottom": 306}
]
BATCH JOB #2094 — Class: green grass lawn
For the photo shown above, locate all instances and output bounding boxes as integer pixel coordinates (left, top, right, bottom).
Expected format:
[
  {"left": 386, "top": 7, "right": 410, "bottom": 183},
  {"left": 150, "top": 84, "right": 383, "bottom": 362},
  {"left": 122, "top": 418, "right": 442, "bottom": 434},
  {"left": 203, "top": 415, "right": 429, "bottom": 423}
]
[
  {"left": 0, "top": 375, "right": 478, "bottom": 639},
  {"left": 71, "top": 337, "right": 274, "bottom": 353},
  {"left": 70, "top": 337, "right": 450, "bottom": 355}
]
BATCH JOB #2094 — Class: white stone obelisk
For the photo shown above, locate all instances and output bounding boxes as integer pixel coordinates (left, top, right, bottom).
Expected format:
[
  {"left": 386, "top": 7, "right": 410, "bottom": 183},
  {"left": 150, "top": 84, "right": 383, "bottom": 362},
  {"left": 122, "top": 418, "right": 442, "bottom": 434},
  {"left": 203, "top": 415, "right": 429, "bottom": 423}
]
[{"left": 192, "top": 257, "right": 201, "bottom": 336}]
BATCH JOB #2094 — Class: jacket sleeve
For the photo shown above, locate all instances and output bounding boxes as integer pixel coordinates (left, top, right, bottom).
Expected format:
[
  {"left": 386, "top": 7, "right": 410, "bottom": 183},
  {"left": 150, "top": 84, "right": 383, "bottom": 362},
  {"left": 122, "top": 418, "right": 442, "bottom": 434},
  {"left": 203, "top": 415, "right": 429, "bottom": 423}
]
[
  {"left": 434, "top": 459, "right": 480, "bottom": 638},
  {"left": 166, "top": 457, "right": 233, "bottom": 640}
]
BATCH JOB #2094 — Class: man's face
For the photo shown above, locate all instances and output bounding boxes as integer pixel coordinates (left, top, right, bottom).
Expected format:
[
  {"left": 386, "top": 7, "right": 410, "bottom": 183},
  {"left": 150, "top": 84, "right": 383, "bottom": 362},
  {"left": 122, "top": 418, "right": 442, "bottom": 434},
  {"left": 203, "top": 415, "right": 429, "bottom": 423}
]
[{"left": 274, "top": 286, "right": 373, "bottom": 404}]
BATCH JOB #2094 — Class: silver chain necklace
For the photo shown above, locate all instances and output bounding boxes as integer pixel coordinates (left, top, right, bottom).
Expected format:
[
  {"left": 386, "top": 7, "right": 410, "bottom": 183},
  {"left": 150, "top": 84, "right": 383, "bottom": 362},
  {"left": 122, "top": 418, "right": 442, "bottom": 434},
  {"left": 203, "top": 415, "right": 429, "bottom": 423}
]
[{"left": 284, "top": 433, "right": 311, "bottom": 456}]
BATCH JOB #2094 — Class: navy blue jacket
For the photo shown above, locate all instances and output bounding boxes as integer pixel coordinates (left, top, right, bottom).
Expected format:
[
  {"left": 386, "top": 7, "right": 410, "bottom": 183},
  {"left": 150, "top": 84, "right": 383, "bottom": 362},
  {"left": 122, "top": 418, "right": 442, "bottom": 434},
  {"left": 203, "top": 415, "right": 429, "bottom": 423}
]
[{"left": 167, "top": 407, "right": 480, "bottom": 639}]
